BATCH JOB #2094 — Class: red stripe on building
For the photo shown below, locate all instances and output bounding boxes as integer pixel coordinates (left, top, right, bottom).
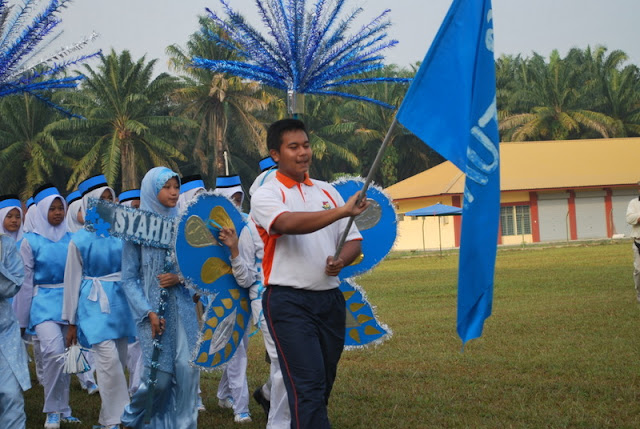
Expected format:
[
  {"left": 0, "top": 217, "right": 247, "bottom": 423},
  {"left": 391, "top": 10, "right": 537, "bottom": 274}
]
[
  {"left": 529, "top": 192, "right": 540, "bottom": 243},
  {"left": 568, "top": 191, "right": 578, "bottom": 240},
  {"left": 604, "top": 188, "right": 613, "bottom": 237}
]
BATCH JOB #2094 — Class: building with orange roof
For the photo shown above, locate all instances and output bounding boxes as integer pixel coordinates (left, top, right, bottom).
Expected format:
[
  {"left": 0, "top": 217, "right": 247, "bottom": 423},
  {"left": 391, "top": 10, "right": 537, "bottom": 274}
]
[{"left": 385, "top": 137, "right": 639, "bottom": 251}]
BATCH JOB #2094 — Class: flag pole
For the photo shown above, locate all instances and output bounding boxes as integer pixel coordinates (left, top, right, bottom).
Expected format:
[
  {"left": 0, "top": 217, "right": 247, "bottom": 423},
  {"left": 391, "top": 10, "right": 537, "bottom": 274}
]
[{"left": 333, "top": 116, "right": 399, "bottom": 260}]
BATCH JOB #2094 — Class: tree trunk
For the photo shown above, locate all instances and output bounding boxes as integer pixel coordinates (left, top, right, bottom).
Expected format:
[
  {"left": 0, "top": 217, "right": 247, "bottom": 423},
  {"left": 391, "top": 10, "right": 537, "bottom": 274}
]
[{"left": 120, "top": 139, "right": 137, "bottom": 191}]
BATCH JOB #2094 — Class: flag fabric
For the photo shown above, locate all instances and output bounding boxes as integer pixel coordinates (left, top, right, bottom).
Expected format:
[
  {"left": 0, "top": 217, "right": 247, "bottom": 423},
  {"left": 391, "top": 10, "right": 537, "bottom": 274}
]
[{"left": 396, "top": 0, "right": 500, "bottom": 344}]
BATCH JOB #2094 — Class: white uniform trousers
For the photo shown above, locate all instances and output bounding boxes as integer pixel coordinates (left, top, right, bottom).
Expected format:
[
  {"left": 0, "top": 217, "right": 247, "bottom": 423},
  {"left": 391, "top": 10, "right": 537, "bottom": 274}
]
[
  {"left": 217, "top": 331, "right": 250, "bottom": 414},
  {"left": 34, "top": 321, "right": 72, "bottom": 417},
  {"left": 93, "top": 338, "right": 129, "bottom": 426},
  {"left": 0, "top": 350, "right": 26, "bottom": 429},
  {"left": 254, "top": 297, "right": 290, "bottom": 429}
]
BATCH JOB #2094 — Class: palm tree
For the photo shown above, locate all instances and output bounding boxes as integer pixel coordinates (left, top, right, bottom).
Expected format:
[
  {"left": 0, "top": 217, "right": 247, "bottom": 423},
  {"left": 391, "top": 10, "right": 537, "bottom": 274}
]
[
  {"left": 167, "top": 18, "right": 273, "bottom": 183},
  {"left": 46, "top": 50, "right": 194, "bottom": 191},
  {"left": 580, "top": 46, "right": 640, "bottom": 137},
  {"left": 499, "top": 50, "right": 616, "bottom": 141},
  {"left": 296, "top": 94, "right": 360, "bottom": 181},
  {"left": 342, "top": 66, "right": 432, "bottom": 187},
  {"left": 0, "top": 93, "right": 73, "bottom": 198}
]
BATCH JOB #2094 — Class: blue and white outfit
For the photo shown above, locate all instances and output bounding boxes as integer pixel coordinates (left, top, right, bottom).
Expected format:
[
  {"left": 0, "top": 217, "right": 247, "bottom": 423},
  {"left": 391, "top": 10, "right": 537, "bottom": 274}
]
[
  {"left": 62, "top": 179, "right": 136, "bottom": 427},
  {"left": 119, "top": 189, "right": 144, "bottom": 396},
  {"left": 120, "top": 167, "right": 200, "bottom": 429},
  {"left": 64, "top": 189, "right": 99, "bottom": 394},
  {"left": 12, "top": 186, "right": 76, "bottom": 420},
  {"left": 0, "top": 233, "right": 28, "bottom": 429}
]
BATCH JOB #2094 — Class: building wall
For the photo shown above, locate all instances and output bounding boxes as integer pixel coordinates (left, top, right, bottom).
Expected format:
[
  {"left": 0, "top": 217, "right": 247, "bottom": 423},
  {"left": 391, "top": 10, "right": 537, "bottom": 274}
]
[
  {"left": 391, "top": 186, "right": 637, "bottom": 251},
  {"left": 394, "top": 196, "right": 459, "bottom": 251}
]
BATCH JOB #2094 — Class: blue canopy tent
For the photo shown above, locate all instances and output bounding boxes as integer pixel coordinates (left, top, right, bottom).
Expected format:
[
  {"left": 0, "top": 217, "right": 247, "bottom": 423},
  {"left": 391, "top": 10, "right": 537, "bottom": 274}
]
[{"left": 405, "top": 203, "right": 462, "bottom": 254}]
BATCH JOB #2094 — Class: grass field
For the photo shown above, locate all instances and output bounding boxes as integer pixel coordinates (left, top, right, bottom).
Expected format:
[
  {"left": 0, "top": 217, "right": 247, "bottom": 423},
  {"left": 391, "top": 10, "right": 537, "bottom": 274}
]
[{"left": 23, "top": 240, "right": 640, "bottom": 428}]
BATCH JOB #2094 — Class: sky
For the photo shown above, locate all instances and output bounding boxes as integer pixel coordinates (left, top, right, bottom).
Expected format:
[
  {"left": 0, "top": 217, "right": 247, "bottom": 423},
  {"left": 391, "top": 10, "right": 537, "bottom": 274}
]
[{"left": 52, "top": 0, "right": 640, "bottom": 74}]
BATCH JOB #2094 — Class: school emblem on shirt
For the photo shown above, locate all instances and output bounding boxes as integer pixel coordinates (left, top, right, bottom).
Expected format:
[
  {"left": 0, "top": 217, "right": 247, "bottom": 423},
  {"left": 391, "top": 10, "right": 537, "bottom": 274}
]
[{"left": 322, "top": 201, "right": 331, "bottom": 210}]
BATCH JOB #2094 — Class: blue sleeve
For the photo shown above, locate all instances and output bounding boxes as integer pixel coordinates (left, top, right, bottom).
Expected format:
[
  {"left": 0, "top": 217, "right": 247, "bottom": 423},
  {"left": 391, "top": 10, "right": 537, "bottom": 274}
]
[
  {"left": 121, "top": 240, "right": 151, "bottom": 323},
  {"left": 0, "top": 235, "right": 24, "bottom": 299}
]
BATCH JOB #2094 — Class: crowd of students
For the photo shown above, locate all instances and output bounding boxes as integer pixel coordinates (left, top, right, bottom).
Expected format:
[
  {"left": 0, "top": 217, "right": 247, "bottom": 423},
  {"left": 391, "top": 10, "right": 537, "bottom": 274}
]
[{"left": 0, "top": 118, "right": 369, "bottom": 429}]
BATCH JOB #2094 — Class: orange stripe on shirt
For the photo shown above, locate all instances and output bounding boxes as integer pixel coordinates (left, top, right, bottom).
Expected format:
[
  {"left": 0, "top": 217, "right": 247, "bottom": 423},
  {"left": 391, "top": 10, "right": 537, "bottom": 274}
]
[{"left": 322, "top": 189, "right": 337, "bottom": 208}]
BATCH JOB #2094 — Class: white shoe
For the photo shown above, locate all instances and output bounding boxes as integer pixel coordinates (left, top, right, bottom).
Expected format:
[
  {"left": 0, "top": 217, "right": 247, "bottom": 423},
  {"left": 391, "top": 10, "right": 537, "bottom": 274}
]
[
  {"left": 234, "top": 412, "right": 252, "bottom": 423},
  {"left": 218, "top": 396, "right": 234, "bottom": 409},
  {"left": 44, "top": 413, "right": 60, "bottom": 429}
]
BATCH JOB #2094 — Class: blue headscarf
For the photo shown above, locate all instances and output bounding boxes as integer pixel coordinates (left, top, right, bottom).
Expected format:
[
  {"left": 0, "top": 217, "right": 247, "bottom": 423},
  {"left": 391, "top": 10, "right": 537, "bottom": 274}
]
[{"left": 140, "top": 167, "right": 180, "bottom": 217}]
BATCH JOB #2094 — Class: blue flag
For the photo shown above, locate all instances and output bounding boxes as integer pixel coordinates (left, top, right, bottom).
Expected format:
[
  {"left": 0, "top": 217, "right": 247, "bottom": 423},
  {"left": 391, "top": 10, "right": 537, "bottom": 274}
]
[{"left": 396, "top": 0, "right": 500, "bottom": 344}]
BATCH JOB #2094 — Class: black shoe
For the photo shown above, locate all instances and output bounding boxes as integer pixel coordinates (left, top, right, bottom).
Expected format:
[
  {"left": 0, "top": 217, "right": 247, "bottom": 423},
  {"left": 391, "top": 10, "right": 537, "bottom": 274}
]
[{"left": 253, "top": 387, "right": 270, "bottom": 416}]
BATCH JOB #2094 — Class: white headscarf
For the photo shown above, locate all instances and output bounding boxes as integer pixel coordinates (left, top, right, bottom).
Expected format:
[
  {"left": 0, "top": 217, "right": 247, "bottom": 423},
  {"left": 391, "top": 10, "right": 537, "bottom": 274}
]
[
  {"left": 32, "top": 194, "right": 68, "bottom": 242},
  {"left": 66, "top": 199, "right": 84, "bottom": 233},
  {"left": 82, "top": 185, "right": 115, "bottom": 214},
  {"left": 177, "top": 186, "right": 205, "bottom": 212},
  {"left": 23, "top": 203, "right": 36, "bottom": 233},
  {"left": 140, "top": 167, "right": 180, "bottom": 217},
  {"left": 0, "top": 204, "right": 23, "bottom": 242}
]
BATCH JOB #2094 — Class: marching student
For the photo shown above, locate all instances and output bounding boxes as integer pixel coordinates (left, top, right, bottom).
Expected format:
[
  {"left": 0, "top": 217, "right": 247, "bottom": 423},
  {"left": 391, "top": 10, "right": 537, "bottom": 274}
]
[
  {"left": 22, "top": 197, "right": 36, "bottom": 233},
  {"left": 0, "top": 225, "right": 29, "bottom": 428},
  {"left": 62, "top": 175, "right": 136, "bottom": 429},
  {"left": 12, "top": 184, "right": 81, "bottom": 429},
  {"left": 217, "top": 160, "right": 293, "bottom": 429},
  {"left": 177, "top": 175, "right": 208, "bottom": 413},
  {"left": 177, "top": 174, "right": 206, "bottom": 212},
  {"left": 251, "top": 119, "right": 367, "bottom": 428},
  {"left": 120, "top": 167, "right": 200, "bottom": 429},
  {"left": 213, "top": 174, "right": 252, "bottom": 424},
  {"left": 65, "top": 191, "right": 83, "bottom": 233},
  {"left": 63, "top": 189, "right": 100, "bottom": 395},
  {"left": 118, "top": 189, "right": 144, "bottom": 397},
  {"left": 0, "top": 195, "right": 23, "bottom": 247}
]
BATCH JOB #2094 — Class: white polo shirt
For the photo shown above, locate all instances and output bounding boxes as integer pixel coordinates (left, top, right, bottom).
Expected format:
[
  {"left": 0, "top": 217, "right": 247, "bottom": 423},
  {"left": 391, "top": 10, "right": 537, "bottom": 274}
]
[{"left": 250, "top": 171, "right": 362, "bottom": 291}]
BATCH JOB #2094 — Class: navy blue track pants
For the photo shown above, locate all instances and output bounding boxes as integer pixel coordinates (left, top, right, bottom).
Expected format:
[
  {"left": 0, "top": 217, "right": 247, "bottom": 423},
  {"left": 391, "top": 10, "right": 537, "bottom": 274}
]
[{"left": 263, "top": 285, "right": 345, "bottom": 429}]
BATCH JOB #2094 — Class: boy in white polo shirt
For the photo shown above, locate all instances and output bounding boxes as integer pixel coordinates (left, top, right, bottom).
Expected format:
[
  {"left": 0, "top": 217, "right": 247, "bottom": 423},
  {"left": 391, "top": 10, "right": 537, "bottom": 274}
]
[{"left": 250, "top": 118, "right": 369, "bottom": 428}]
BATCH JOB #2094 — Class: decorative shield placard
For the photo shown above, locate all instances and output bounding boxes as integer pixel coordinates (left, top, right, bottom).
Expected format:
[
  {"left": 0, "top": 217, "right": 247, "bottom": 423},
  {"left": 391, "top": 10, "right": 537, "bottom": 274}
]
[
  {"left": 332, "top": 178, "right": 398, "bottom": 280},
  {"left": 174, "top": 192, "right": 251, "bottom": 369}
]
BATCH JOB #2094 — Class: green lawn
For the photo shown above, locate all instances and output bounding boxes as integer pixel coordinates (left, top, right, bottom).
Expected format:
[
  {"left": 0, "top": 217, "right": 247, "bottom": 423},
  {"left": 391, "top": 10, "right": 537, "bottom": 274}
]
[{"left": 23, "top": 241, "right": 640, "bottom": 428}]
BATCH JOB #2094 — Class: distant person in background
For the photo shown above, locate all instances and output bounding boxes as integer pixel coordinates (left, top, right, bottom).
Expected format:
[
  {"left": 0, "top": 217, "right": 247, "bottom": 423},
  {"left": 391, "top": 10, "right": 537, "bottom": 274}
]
[{"left": 625, "top": 180, "right": 640, "bottom": 302}]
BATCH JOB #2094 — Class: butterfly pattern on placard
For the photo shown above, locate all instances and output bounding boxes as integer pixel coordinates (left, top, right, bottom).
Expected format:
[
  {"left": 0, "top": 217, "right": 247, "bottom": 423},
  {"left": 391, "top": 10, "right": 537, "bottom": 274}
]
[
  {"left": 174, "top": 193, "right": 250, "bottom": 369},
  {"left": 332, "top": 178, "right": 395, "bottom": 348}
]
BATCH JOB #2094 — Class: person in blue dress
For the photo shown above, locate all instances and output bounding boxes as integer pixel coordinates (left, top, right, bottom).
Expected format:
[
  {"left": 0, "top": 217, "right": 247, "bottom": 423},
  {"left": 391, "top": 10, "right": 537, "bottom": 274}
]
[
  {"left": 120, "top": 167, "right": 200, "bottom": 429},
  {"left": 62, "top": 175, "right": 136, "bottom": 429},
  {"left": 118, "top": 189, "right": 144, "bottom": 397},
  {"left": 12, "top": 184, "right": 81, "bottom": 429},
  {"left": 63, "top": 189, "right": 100, "bottom": 396},
  {"left": 0, "top": 230, "right": 28, "bottom": 428}
]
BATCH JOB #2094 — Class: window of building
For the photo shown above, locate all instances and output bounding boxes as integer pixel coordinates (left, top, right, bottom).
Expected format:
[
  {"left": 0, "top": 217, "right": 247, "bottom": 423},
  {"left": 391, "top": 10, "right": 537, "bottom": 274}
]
[{"left": 500, "top": 205, "right": 531, "bottom": 236}]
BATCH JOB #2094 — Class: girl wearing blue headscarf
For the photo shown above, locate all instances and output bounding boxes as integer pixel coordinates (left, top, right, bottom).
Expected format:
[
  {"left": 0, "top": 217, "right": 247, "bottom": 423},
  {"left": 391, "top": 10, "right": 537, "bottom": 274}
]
[{"left": 120, "top": 167, "right": 200, "bottom": 429}]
